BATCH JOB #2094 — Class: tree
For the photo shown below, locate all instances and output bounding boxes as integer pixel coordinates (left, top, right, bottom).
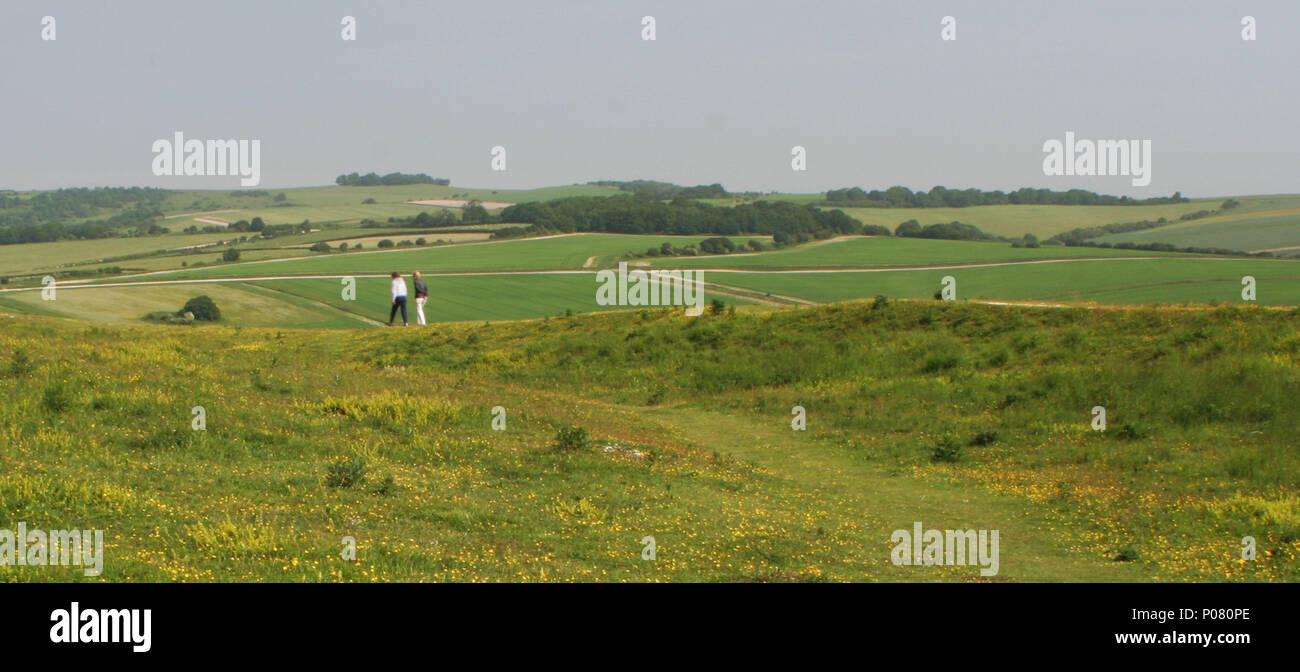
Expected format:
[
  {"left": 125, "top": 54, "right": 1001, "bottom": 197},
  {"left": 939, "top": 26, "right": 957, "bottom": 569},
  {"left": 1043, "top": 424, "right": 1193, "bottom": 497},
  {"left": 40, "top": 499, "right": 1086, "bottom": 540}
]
[
  {"left": 310, "top": 241, "right": 332, "bottom": 252},
  {"left": 895, "top": 219, "right": 922, "bottom": 237},
  {"left": 377, "top": 239, "right": 395, "bottom": 248},
  {"left": 249, "top": 217, "right": 265, "bottom": 232},
  {"left": 181, "top": 295, "right": 221, "bottom": 321},
  {"left": 222, "top": 248, "right": 240, "bottom": 262},
  {"left": 462, "top": 203, "right": 489, "bottom": 223}
]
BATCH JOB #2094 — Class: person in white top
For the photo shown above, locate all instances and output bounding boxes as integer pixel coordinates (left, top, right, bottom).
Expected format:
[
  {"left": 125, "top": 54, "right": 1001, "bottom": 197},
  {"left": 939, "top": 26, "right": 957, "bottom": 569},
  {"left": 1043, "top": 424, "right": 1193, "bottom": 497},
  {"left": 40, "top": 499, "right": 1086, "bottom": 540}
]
[{"left": 388, "top": 271, "right": 409, "bottom": 326}]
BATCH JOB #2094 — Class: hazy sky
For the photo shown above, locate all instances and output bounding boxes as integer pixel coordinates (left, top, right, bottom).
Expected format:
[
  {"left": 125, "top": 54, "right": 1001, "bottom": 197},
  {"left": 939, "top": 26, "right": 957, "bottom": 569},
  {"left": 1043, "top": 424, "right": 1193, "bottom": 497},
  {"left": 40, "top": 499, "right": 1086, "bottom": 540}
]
[{"left": 2, "top": 1, "right": 1297, "bottom": 197}]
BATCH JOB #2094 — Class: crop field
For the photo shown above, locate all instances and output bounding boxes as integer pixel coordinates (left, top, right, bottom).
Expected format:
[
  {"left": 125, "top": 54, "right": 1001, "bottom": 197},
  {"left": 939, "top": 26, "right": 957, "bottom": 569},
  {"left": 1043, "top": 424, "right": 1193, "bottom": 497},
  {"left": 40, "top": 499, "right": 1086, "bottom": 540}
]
[
  {"left": 827, "top": 200, "right": 1221, "bottom": 239},
  {"left": 647, "top": 236, "right": 1194, "bottom": 270},
  {"left": 133, "top": 234, "right": 772, "bottom": 280},
  {"left": 706, "top": 257, "right": 1300, "bottom": 306},
  {"left": 254, "top": 273, "right": 680, "bottom": 324},
  {"left": 1098, "top": 209, "right": 1300, "bottom": 253}
]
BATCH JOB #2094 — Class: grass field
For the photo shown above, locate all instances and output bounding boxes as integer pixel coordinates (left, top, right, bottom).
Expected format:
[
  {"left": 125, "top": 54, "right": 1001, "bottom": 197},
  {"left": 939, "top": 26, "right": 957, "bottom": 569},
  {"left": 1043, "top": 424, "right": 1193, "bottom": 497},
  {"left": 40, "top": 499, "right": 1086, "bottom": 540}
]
[
  {"left": 708, "top": 258, "right": 1300, "bottom": 306},
  {"left": 1098, "top": 208, "right": 1300, "bottom": 253},
  {"left": 646, "top": 236, "right": 1199, "bottom": 270},
  {"left": 828, "top": 200, "right": 1221, "bottom": 239},
  {"left": 0, "top": 301, "right": 1293, "bottom": 582},
  {"left": 136, "top": 234, "right": 772, "bottom": 280}
]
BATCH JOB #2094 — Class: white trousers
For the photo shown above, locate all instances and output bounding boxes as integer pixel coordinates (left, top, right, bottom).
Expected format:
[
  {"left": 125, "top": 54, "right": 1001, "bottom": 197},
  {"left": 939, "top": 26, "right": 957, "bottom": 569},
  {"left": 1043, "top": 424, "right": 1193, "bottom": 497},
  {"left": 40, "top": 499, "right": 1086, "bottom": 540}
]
[{"left": 416, "top": 297, "right": 427, "bottom": 325}]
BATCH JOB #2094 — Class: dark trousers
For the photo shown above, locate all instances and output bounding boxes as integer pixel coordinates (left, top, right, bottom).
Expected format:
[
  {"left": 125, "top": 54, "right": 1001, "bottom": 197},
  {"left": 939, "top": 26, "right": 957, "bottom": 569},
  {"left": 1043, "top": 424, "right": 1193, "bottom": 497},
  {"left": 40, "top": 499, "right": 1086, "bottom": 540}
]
[{"left": 389, "top": 296, "right": 408, "bottom": 324}]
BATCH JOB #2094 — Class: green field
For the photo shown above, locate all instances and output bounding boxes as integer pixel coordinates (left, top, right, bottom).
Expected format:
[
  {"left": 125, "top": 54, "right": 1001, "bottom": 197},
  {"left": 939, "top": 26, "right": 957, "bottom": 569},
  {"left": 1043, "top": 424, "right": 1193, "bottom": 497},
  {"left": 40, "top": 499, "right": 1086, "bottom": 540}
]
[
  {"left": 1099, "top": 208, "right": 1300, "bottom": 253},
  {"left": 0, "top": 272, "right": 709, "bottom": 327},
  {"left": 829, "top": 200, "right": 1221, "bottom": 239},
  {"left": 647, "top": 236, "right": 1198, "bottom": 270},
  {"left": 707, "top": 258, "right": 1300, "bottom": 306},
  {"left": 132, "top": 234, "right": 771, "bottom": 280},
  {"left": 1, "top": 301, "right": 1294, "bottom": 581}
]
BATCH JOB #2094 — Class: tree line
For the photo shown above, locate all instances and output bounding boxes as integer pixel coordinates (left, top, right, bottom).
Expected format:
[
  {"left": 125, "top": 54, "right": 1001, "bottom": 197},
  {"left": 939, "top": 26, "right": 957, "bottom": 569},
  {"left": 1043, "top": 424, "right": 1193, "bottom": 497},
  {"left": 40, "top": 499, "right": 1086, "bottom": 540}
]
[
  {"left": 494, "top": 196, "right": 866, "bottom": 243},
  {"left": 335, "top": 172, "right": 450, "bottom": 186},
  {"left": 586, "top": 180, "right": 731, "bottom": 200},
  {"left": 824, "top": 185, "right": 1189, "bottom": 208}
]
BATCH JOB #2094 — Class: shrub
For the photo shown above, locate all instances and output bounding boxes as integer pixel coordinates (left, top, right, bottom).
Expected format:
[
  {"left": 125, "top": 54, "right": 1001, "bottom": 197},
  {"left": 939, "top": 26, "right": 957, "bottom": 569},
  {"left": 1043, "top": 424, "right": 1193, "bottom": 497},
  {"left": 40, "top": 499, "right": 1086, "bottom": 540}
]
[
  {"left": 920, "top": 352, "right": 961, "bottom": 373},
  {"left": 931, "top": 435, "right": 963, "bottom": 463},
  {"left": 325, "top": 456, "right": 367, "bottom": 488},
  {"left": 310, "top": 241, "right": 332, "bottom": 253},
  {"left": 222, "top": 248, "right": 241, "bottom": 262},
  {"left": 182, "top": 295, "right": 221, "bottom": 322},
  {"left": 553, "top": 425, "right": 590, "bottom": 452},
  {"left": 708, "top": 298, "right": 726, "bottom": 315},
  {"left": 41, "top": 382, "right": 74, "bottom": 413},
  {"left": 377, "top": 239, "right": 395, "bottom": 248},
  {"left": 1113, "top": 546, "right": 1140, "bottom": 562},
  {"left": 968, "top": 430, "right": 999, "bottom": 447},
  {"left": 871, "top": 295, "right": 889, "bottom": 310},
  {"left": 8, "top": 349, "right": 34, "bottom": 377}
]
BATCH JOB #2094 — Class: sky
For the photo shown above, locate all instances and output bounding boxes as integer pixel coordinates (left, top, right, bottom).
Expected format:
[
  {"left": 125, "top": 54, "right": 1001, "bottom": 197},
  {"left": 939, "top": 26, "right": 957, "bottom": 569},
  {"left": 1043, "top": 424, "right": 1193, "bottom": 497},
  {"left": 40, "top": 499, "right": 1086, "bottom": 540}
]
[{"left": 1, "top": 0, "right": 1297, "bottom": 197}]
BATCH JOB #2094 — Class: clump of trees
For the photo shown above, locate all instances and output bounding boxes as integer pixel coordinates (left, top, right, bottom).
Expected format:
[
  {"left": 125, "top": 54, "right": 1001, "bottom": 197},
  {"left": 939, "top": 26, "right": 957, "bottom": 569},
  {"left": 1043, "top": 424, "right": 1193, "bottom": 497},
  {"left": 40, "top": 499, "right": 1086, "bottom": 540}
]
[
  {"left": 495, "top": 196, "right": 863, "bottom": 242},
  {"left": 895, "top": 219, "right": 1001, "bottom": 241},
  {"left": 587, "top": 180, "right": 730, "bottom": 200},
  {"left": 144, "top": 295, "right": 221, "bottom": 324},
  {"left": 182, "top": 295, "right": 221, "bottom": 321},
  {"left": 335, "top": 172, "right": 449, "bottom": 186}
]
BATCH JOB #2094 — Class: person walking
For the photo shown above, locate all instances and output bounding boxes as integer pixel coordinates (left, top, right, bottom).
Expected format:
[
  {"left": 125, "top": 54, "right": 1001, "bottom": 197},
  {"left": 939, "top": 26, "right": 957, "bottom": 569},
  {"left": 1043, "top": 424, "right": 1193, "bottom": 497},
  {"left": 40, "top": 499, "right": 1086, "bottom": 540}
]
[
  {"left": 388, "top": 271, "right": 408, "bottom": 326},
  {"left": 412, "top": 271, "right": 429, "bottom": 326}
]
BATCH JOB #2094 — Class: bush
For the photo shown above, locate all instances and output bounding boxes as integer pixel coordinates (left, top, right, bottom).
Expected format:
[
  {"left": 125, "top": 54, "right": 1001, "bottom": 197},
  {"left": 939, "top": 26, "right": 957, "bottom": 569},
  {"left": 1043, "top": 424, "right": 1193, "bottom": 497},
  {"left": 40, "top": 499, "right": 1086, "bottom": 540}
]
[
  {"left": 181, "top": 295, "right": 221, "bottom": 322},
  {"left": 553, "top": 425, "right": 590, "bottom": 452},
  {"left": 871, "top": 295, "right": 889, "bottom": 310},
  {"left": 222, "top": 248, "right": 241, "bottom": 262},
  {"left": 310, "top": 241, "right": 332, "bottom": 253},
  {"left": 325, "top": 456, "right": 367, "bottom": 488},
  {"left": 708, "top": 298, "right": 726, "bottom": 315},
  {"left": 1113, "top": 546, "right": 1140, "bottom": 562},
  {"left": 377, "top": 239, "right": 395, "bottom": 248},
  {"left": 931, "top": 435, "right": 963, "bottom": 463},
  {"left": 920, "top": 352, "right": 961, "bottom": 373},
  {"left": 8, "top": 349, "right": 34, "bottom": 377},
  {"left": 41, "top": 382, "right": 74, "bottom": 413}
]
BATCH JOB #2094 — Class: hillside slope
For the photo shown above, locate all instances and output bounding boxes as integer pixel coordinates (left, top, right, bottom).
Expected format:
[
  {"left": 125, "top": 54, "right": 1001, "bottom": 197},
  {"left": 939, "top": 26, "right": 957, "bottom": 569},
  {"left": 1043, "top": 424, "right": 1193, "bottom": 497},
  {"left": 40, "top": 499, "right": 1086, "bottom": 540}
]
[{"left": 0, "top": 301, "right": 1295, "bottom": 581}]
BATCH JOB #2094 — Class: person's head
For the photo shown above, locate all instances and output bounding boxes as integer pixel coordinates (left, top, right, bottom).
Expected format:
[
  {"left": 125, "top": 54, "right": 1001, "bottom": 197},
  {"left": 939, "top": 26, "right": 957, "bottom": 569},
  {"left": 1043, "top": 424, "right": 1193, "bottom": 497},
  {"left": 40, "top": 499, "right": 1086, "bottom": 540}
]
[
  {"left": 413, "top": 271, "right": 421, "bottom": 279},
  {"left": 391, "top": 272, "right": 400, "bottom": 279}
]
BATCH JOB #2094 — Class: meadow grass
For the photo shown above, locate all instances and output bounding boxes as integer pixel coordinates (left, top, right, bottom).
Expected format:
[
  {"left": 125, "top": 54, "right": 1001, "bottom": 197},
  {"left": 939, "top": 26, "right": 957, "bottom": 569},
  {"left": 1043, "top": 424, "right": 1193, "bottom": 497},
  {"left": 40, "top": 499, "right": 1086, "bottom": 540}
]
[{"left": 0, "top": 300, "right": 1293, "bottom": 582}]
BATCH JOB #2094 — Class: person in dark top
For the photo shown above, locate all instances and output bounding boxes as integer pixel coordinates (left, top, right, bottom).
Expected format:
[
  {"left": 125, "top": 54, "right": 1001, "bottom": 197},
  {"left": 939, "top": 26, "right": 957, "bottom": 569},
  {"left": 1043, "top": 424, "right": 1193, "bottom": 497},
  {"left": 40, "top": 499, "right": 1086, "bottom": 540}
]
[{"left": 412, "top": 271, "right": 429, "bottom": 326}]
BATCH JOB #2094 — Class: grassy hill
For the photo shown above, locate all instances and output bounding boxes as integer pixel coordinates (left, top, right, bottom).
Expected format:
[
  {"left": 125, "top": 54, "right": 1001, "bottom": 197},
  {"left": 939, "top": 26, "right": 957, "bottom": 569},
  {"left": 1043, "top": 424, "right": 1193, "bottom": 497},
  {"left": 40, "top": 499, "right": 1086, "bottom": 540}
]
[{"left": 1, "top": 300, "right": 1294, "bottom": 581}]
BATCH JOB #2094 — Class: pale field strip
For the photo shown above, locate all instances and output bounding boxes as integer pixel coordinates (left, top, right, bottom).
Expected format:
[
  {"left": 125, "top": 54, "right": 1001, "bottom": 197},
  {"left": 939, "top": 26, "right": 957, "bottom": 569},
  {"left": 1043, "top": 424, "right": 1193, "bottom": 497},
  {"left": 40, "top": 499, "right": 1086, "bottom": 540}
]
[{"left": 405, "top": 199, "right": 514, "bottom": 209}]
